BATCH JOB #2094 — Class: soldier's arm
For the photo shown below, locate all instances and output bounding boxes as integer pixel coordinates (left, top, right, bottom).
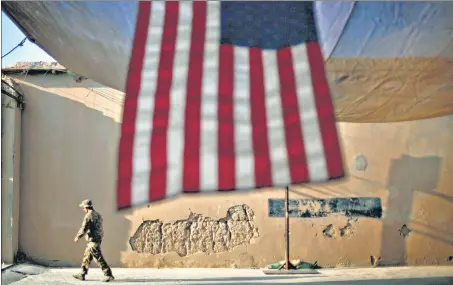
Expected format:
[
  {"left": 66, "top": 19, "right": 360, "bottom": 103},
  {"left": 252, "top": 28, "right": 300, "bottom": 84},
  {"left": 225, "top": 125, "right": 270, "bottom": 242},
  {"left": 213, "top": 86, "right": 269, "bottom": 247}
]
[{"left": 75, "top": 214, "right": 90, "bottom": 239}]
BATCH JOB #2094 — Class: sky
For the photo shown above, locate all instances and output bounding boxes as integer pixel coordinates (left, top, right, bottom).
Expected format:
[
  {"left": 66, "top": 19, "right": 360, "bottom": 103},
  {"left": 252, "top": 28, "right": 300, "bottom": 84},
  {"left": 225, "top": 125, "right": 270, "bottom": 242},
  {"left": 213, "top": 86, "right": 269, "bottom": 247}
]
[{"left": 1, "top": 11, "right": 55, "bottom": 68}]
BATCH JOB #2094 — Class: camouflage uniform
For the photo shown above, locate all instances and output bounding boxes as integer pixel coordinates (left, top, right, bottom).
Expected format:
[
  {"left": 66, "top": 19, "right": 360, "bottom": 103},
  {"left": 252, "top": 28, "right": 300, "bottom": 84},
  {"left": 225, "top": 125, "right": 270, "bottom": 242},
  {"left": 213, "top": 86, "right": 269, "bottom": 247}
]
[{"left": 74, "top": 200, "right": 114, "bottom": 282}]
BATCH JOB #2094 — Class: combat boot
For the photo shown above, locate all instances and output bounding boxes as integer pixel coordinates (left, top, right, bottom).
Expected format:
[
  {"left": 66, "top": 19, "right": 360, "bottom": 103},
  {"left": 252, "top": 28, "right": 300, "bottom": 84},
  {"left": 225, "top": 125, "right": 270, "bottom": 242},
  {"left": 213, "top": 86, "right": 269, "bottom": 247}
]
[
  {"left": 72, "top": 273, "right": 85, "bottom": 281},
  {"left": 102, "top": 275, "right": 115, "bottom": 282}
]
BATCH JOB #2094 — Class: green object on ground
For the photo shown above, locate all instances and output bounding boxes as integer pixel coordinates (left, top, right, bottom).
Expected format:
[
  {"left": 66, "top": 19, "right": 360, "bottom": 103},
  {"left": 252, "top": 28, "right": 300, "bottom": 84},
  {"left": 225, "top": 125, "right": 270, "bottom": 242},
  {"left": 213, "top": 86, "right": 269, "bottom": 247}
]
[
  {"left": 267, "top": 261, "right": 319, "bottom": 269},
  {"left": 267, "top": 263, "right": 281, "bottom": 269},
  {"left": 296, "top": 261, "right": 318, "bottom": 269}
]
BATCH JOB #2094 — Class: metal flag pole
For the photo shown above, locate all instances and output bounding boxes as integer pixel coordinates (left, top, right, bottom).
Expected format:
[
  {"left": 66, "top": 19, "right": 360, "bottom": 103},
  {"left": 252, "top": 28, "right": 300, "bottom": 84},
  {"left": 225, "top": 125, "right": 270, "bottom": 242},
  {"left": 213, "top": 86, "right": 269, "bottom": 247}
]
[
  {"left": 263, "top": 186, "right": 319, "bottom": 275},
  {"left": 285, "top": 185, "right": 290, "bottom": 270},
  {"left": 281, "top": 186, "right": 296, "bottom": 271}
]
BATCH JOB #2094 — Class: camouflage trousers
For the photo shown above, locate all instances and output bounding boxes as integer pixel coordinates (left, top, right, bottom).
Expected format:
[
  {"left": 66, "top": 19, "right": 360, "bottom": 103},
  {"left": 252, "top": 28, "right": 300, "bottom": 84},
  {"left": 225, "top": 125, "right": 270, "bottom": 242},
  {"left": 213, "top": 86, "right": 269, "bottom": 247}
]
[{"left": 81, "top": 242, "right": 112, "bottom": 277}]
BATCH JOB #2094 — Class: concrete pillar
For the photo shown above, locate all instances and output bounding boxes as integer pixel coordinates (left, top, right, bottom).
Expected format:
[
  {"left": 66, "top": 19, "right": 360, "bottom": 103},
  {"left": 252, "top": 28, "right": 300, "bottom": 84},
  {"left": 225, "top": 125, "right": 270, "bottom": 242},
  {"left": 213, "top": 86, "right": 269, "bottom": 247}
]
[{"left": 1, "top": 80, "right": 22, "bottom": 264}]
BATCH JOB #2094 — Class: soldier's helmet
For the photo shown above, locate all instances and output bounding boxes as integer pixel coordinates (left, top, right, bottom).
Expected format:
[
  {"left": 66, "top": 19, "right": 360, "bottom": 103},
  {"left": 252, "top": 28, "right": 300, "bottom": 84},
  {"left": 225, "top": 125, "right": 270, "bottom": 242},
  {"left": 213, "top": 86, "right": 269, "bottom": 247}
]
[{"left": 79, "top": 199, "right": 93, "bottom": 208}]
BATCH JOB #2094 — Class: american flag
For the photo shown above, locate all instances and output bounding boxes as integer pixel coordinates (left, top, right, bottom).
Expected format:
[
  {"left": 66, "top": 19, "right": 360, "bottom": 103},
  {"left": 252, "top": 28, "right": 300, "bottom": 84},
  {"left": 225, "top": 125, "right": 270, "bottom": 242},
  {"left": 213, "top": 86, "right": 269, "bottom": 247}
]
[{"left": 117, "top": 1, "right": 344, "bottom": 210}]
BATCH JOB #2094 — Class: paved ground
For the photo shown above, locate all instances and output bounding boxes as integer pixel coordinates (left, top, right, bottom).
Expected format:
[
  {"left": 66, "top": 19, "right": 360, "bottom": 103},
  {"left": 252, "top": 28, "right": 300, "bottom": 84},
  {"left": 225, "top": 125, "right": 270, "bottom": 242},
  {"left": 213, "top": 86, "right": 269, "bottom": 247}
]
[
  {"left": 2, "top": 264, "right": 47, "bottom": 284},
  {"left": 3, "top": 265, "right": 453, "bottom": 285},
  {"left": 1, "top": 264, "right": 13, "bottom": 270}
]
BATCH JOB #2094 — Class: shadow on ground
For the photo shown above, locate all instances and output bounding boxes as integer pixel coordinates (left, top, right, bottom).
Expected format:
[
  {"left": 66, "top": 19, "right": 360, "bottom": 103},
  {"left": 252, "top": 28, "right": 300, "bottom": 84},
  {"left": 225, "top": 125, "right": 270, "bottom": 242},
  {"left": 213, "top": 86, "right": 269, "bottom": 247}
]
[
  {"left": 116, "top": 276, "right": 313, "bottom": 282},
  {"left": 1, "top": 270, "right": 27, "bottom": 285},
  {"left": 115, "top": 276, "right": 453, "bottom": 285}
]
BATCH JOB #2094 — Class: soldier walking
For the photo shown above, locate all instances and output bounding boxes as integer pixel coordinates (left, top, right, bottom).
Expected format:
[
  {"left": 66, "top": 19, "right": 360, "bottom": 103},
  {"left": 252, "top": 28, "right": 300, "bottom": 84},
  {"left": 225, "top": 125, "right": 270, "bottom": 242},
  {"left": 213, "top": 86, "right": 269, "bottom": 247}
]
[{"left": 73, "top": 199, "right": 115, "bottom": 282}]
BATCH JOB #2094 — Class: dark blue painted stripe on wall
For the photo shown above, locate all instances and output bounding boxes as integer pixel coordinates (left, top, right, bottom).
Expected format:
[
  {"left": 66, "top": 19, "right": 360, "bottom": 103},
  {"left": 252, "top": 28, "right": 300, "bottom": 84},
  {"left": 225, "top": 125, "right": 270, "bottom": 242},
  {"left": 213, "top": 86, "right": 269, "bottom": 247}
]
[{"left": 268, "top": 197, "right": 383, "bottom": 218}]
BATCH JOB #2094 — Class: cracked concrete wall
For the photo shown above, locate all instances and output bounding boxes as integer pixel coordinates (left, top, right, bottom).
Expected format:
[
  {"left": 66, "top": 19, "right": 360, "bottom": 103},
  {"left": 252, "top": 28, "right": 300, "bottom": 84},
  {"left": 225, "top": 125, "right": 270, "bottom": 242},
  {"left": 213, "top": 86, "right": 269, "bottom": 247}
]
[
  {"left": 129, "top": 205, "right": 259, "bottom": 257},
  {"left": 13, "top": 75, "right": 453, "bottom": 268}
]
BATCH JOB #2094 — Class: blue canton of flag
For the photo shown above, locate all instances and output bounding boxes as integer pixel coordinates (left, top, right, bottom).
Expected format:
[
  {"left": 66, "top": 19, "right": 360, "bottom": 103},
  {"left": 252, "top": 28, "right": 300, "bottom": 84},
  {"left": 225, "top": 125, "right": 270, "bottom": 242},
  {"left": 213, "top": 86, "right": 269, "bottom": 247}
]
[{"left": 220, "top": 2, "right": 318, "bottom": 49}]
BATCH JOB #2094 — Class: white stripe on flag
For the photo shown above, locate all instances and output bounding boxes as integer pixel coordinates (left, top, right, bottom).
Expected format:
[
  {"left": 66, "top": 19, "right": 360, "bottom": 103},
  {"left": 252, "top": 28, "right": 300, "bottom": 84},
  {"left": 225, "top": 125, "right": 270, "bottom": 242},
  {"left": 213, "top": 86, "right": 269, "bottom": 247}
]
[
  {"left": 291, "top": 44, "right": 328, "bottom": 182},
  {"left": 131, "top": 1, "right": 166, "bottom": 205},
  {"left": 200, "top": 1, "right": 221, "bottom": 191},
  {"left": 234, "top": 46, "right": 254, "bottom": 189},
  {"left": 262, "top": 50, "right": 291, "bottom": 187},
  {"left": 166, "top": 1, "right": 193, "bottom": 198}
]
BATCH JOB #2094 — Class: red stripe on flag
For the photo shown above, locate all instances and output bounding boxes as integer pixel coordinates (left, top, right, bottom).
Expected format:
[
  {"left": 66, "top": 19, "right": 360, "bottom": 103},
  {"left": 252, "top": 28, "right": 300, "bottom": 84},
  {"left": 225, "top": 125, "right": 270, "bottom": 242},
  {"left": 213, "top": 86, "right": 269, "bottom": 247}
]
[
  {"left": 218, "top": 44, "right": 235, "bottom": 190},
  {"left": 249, "top": 48, "right": 272, "bottom": 187},
  {"left": 183, "top": 1, "right": 207, "bottom": 193},
  {"left": 149, "top": 2, "right": 179, "bottom": 201},
  {"left": 306, "top": 42, "right": 344, "bottom": 179},
  {"left": 117, "top": 2, "right": 151, "bottom": 209},
  {"left": 277, "top": 47, "right": 309, "bottom": 183}
]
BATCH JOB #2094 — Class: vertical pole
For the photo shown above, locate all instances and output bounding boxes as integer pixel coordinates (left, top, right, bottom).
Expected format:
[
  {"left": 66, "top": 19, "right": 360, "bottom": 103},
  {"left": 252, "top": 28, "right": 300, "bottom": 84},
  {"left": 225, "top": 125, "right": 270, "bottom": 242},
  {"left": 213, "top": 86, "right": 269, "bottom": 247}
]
[{"left": 285, "top": 186, "right": 290, "bottom": 270}]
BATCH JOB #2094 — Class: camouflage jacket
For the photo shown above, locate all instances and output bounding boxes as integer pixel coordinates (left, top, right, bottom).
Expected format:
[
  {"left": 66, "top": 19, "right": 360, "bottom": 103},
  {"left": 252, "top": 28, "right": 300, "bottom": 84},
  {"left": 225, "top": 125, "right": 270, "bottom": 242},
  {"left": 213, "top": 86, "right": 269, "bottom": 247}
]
[{"left": 76, "top": 209, "right": 104, "bottom": 243}]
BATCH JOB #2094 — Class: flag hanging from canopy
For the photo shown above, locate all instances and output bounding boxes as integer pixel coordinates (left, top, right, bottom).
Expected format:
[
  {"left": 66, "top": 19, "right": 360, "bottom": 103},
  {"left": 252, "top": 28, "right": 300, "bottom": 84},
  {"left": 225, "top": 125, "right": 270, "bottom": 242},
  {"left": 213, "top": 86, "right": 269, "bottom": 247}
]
[{"left": 117, "top": 1, "right": 345, "bottom": 210}]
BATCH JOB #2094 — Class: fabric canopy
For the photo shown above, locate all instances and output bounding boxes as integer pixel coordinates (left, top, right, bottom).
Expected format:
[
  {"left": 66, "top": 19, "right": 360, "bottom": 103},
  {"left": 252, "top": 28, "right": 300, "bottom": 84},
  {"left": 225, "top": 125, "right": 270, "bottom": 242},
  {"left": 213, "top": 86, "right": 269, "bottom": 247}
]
[{"left": 2, "top": 1, "right": 453, "bottom": 122}]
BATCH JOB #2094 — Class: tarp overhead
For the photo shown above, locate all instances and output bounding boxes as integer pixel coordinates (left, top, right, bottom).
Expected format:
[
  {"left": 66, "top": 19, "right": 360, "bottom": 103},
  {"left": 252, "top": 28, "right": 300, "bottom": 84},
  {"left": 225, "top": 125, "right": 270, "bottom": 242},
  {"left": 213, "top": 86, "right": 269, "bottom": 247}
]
[
  {"left": 2, "top": 1, "right": 453, "bottom": 122},
  {"left": 328, "top": 2, "right": 453, "bottom": 122},
  {"left": 332, "top": 2, "right": 453, "bottom": 58}
]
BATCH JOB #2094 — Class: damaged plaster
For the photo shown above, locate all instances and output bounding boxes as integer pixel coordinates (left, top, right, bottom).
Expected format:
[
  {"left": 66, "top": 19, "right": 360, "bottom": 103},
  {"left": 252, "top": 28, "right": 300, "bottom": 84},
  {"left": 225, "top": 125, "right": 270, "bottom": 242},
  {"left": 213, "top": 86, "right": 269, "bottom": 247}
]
[
  {"left": 340, "top": 222, "right": 354, "bottom": 237},
  {"left": 323, "top": 224, "right": 336, "bottom": 238},
  {"left": 323, "top": 219, "right": 357, "bottom": 239},
  {"left": 370, "top": 256, "right": 381, "bottom": 267},
  {"left": 129, "top": 205, "right": 259, "bottom": 257},
  {"left": 399, "top": 224, "right": 411, "bottom": 237},
  {"left": 354, "top": 154, "right": 368, "bottom": 171}
]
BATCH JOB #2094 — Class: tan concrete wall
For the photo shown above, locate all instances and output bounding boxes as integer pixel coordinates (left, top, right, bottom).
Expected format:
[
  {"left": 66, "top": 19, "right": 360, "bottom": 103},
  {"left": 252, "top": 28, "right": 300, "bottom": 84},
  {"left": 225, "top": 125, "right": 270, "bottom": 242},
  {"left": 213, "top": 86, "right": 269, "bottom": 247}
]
[
  {"left": 1, "top": 82, "right": 22, "bottom": 264},
  {"left": 10, "top": 73, "right": 453, "bottom": 268}
]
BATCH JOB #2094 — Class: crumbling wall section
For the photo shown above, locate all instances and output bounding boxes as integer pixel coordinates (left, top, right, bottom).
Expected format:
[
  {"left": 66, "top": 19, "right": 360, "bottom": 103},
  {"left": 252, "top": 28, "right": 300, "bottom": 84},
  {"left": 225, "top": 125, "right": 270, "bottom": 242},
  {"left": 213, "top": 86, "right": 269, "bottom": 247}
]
[{"left": 129, "top": 205, "right": 259, "bottom": 257}]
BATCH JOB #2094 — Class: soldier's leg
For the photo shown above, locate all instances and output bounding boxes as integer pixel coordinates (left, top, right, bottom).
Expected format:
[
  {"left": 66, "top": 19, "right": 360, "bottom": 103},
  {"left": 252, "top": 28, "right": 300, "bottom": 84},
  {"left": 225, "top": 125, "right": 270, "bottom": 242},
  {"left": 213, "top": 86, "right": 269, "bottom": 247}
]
[
  {"left": 90, "top": 243, "right": 114, "bottom": 279},
  {"left": 81, "top": 243, "right": 94, "bottom": 275},
  {"left": 73, "top": 244, "right": 93, "bottom": 280}
]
